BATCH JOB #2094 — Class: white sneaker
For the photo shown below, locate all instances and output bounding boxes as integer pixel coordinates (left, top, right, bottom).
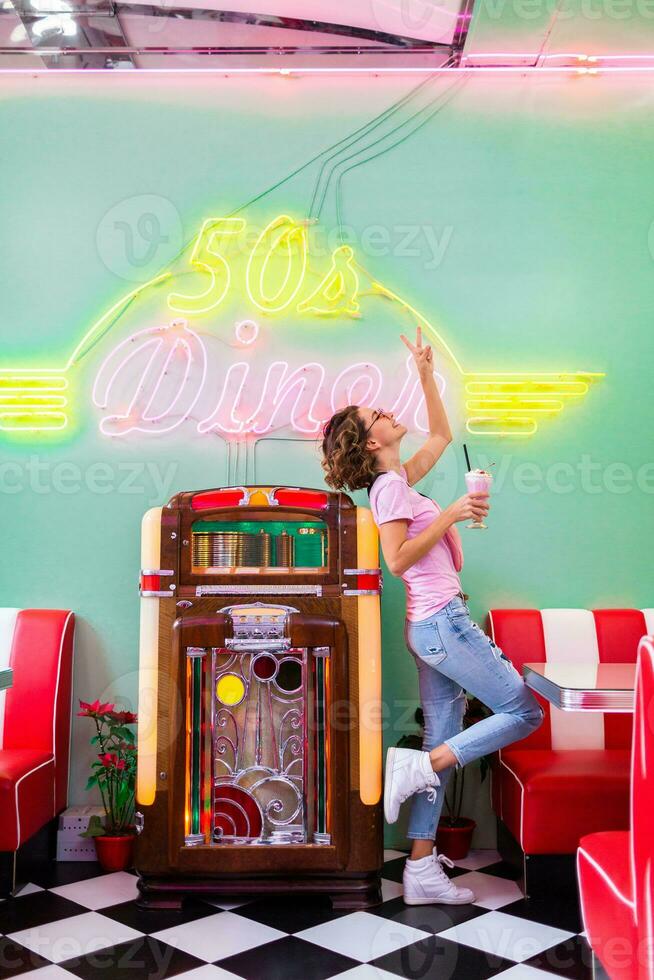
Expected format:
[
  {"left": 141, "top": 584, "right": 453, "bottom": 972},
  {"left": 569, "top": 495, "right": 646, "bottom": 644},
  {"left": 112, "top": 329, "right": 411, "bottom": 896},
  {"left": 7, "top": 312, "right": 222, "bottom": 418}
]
[
  {"left": 384, "top": 747, "right": 440, "bottom": 825},
  {"left": 403, "top": 848, "right": 476, "bottom": 905}
]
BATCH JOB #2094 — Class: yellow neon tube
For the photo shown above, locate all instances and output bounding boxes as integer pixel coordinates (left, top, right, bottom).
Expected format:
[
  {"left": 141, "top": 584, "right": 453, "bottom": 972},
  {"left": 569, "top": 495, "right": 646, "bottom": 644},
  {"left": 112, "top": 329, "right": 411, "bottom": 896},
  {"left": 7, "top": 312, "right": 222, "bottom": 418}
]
[
  {"left": 355, "top": 506, "right": 382, "bottom": 807},
  {"left": 0, "top": 375, "right": 69, "bottom": 432},
  {"left": 0, "top": 214, "right": 604, "bottom": 438},
  {"left": 0, "top": 412, "right": 67, "bottom": 432},
  {"left": 365, "top": 275, "right": 603, "bottom": 436},
  {"left": 136, "top": 506, "right": 162, "bottom": 807},
  {"left": 245, "top": 214, "right": 308, "bottom": 314},
  {"left": 0, "top": 376, "right": 67, "bottom": 389},
  {"left": 465, "top": 400, "right": 564, "bottom": 413},
  {"left": 168, "top": 217, "right": 245, "bottom": 316},
  {"left": 297, "top": 244, "right": 360, "bottom": 317}
]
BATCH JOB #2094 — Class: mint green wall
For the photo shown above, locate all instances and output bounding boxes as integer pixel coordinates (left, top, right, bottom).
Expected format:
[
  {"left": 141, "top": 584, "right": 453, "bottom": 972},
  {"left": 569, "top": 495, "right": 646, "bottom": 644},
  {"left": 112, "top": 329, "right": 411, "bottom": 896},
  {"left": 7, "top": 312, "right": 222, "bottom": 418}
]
[{"left": 1, "top": 75, "right": 653, "bottom": 848}]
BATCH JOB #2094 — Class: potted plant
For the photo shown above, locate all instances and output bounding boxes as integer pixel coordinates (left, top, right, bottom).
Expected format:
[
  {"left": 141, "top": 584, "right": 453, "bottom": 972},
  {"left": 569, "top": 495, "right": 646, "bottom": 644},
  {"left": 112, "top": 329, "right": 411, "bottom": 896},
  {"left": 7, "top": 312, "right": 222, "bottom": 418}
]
[
  {"left": 77, "top": 699, "right": 138, "bottom": 872},
  {"left": 397, "top": 697, "right": 494, "bottom": 860}
]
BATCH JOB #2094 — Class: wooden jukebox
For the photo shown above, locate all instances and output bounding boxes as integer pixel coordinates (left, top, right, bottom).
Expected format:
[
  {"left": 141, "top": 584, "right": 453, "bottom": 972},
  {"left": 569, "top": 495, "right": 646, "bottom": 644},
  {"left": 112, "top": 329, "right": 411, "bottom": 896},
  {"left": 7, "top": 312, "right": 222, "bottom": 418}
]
[{"left": 135, "top": 485, "right": 383, "bottom": 909}]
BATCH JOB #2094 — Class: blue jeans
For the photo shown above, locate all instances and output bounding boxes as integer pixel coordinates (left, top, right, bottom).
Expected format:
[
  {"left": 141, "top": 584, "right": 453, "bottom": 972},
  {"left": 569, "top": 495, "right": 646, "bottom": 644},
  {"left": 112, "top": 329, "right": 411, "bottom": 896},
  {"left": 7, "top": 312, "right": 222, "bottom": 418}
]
[{"left": 404, "top": 595, "right": 544, "bottom": 840}]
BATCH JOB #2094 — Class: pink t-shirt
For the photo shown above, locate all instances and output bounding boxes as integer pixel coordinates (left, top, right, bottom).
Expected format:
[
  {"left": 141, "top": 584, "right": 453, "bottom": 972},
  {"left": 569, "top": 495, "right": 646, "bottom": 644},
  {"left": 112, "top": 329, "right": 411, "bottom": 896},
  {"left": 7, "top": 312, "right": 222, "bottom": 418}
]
[{"left": 369, "top": 465, "right": 464, "bottom": 622}]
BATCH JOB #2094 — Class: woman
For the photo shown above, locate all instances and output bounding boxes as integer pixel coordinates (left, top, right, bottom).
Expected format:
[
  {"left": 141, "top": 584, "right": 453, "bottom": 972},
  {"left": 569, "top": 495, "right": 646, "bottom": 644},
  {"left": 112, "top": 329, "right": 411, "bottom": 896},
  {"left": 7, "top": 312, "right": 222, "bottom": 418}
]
[{"left": 320, "top": 327, "right": 544, "bottom": 906}]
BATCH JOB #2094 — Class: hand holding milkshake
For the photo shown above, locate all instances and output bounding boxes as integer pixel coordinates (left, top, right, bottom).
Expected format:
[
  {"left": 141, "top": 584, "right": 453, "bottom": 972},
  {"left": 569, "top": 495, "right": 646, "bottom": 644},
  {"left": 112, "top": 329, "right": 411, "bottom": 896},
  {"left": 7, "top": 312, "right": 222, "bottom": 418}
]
[
  {"left": 464, "top": 469, "right": 493, "bottom": 528},
  {"left": 463, "top": 445, "right": 493, "bottom": 529}
]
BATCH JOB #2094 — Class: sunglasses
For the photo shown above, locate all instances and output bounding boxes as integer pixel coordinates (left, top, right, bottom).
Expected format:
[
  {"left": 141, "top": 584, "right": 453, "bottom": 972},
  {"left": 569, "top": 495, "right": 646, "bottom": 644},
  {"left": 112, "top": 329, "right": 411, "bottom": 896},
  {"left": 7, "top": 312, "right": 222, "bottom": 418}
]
[{"left": 364, "top": 408, "right": 394, "bottom": 437}]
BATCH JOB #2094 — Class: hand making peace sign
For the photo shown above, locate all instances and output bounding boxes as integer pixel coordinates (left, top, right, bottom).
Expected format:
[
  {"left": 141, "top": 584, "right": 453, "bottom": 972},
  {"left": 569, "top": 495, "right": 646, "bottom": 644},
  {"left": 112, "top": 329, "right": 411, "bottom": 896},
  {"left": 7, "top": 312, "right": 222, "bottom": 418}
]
[{"left": 400, "top": 325, "right": 433, "bottom": 381}]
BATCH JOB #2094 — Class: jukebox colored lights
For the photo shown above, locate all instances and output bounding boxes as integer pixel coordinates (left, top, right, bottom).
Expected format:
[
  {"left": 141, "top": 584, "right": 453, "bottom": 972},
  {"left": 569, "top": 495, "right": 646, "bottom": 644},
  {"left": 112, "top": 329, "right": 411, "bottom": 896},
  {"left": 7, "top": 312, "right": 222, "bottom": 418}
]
[
  {"left": 192, "top": 488, "right": 248, "bottom": 510},
  {"left": 271, "top": 488, "right": 329, "bottom": 510},
  {"left": 355, "top": 506, "right": 382, "bottom": 807},
  {"left": 276, "top": 658, "right": 302, "bottom": 693},
  {"left": 214, "top": 785, "right": 263, "bottom": 839},
  {"left": 251, "top": 653, "right": 278, "bottom": 682},
  {"left": 136, "top": 507, "right": 163, "bottom": 807},
  {"left": 191, "top": 487, "right": 329, "bottom": 512},
  {"left": 216, "top": 672, "right": 246, "bottom": 706}
]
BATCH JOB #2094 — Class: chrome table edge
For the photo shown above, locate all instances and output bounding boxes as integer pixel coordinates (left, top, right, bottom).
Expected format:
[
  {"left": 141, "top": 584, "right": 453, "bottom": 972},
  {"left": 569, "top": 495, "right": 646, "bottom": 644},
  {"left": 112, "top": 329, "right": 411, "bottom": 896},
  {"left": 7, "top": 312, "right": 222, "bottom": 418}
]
[{"left": 523, "top": 665, "right": 635, "bottom": 712}]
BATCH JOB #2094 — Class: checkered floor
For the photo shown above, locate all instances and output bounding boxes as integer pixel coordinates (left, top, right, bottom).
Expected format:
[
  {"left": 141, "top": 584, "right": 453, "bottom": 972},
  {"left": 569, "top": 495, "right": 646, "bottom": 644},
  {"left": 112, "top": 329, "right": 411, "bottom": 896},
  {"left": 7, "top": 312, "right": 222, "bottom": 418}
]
[{"left": 0, "top": 849, "right": 608, "bottom": 980}]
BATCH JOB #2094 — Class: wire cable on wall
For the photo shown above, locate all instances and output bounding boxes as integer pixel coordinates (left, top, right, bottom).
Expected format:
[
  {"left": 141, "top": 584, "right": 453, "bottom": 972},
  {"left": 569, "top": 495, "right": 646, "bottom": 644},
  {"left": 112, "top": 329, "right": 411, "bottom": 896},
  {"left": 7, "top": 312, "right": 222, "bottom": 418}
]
[
  {"left": 333, "top": 75, "right": 468, "bottom": 241},
  {"left": 72, "top": 70, "right": 463, "bottom": 364}
]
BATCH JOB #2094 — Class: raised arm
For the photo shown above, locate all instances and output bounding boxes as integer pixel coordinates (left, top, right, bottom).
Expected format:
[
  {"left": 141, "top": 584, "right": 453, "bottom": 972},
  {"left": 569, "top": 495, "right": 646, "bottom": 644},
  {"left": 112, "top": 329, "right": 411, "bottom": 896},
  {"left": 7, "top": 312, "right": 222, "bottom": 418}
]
[{"left": 400, "top": 326, "right": 452, "bottom": 487}]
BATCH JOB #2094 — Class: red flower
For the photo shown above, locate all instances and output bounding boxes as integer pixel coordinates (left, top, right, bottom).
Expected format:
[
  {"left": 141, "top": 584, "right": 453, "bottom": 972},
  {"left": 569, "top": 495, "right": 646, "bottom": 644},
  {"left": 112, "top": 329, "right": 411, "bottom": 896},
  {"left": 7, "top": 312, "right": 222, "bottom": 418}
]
[
  {"left": 78, "top": 699, "right": 115, "bottom": 717},
  {"left": 115, "top": 759, "right": 126, "bottom": 771},
  {"left": 98, "top": 752, "right": 118, "bottom": 767},
  {"left": 108, "top": 710, "right": 137, "bottom": 725}
]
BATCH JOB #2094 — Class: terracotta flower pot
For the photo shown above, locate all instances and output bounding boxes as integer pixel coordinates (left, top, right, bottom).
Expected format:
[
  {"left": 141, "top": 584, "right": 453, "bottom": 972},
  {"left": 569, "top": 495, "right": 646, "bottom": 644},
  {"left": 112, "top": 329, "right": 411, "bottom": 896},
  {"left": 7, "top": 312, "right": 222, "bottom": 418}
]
[
  {"left": 435, "top": 817, "right": 476, "bottom": 860},
  {"left": 94, "top": 833, "right": 136, "bottom": 872}
]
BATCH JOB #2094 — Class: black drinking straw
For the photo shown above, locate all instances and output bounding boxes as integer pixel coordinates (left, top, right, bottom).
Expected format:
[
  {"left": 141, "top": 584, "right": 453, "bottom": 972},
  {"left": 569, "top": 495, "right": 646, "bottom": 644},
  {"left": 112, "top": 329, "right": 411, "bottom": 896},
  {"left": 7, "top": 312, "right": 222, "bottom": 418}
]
[{"left": 463, "top": 443, "right": 472, "bottom": 472}]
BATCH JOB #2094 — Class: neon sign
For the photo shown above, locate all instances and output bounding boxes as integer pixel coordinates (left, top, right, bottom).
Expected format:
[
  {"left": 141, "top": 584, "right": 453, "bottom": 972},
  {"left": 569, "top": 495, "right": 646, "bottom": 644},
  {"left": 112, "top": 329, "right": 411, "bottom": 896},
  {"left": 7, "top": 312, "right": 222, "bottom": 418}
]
[
  {"left": 92, "top": 319, "right": 443, "bottom": 438},
  {"left": 0, "top": 213, "right": 604, "bottom": 438}
]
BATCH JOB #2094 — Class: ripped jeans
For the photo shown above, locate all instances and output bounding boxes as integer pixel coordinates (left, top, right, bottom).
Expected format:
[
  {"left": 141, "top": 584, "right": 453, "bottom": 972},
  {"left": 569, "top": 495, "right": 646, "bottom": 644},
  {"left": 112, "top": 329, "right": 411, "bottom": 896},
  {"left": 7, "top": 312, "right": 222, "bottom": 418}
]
[{"left": 404, "top": 594, "right": 544, "bottom": 840}]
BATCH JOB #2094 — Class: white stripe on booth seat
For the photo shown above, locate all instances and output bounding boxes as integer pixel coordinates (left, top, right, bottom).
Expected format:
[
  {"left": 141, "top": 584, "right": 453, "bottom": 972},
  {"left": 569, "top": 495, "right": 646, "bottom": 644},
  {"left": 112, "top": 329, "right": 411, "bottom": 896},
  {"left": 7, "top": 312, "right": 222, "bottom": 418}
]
[
  {"left": 0, "top": 608, "right": 21, "bottom": 751},
  {"left": 641, "top": 609, "right": 654, "bottom": 636},
  {"left": 541, "top": 609, "right": 605, "bottom": 750}
]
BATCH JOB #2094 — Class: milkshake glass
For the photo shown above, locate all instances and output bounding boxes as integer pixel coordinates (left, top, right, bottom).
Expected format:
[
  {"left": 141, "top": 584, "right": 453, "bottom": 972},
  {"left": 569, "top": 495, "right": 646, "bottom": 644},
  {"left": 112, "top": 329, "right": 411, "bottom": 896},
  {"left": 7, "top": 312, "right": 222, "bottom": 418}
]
[{"left": 464, "top": 469, "right": 493, "bottom": 529}]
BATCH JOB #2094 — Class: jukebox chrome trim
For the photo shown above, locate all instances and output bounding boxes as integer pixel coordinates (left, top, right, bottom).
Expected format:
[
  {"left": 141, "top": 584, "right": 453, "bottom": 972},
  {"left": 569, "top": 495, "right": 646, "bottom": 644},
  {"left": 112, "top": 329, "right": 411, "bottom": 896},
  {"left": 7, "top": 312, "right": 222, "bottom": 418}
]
[
  {"left": 196, "top": 584, "right": 324, "bottom": 596},
  {"left": 225, "top": 638, "right": 291, "bottom": 653},
  {"left": 140, "top": 568, "right": 177, "bottom": 598},
  {"left": 184, "top": 834, "right": 205, "bottom": 846},
  {"left": 235, "top": 486, "right": 254, "bottom": 506},
  {"left": 218, "top": 602, "right": 300, "bottom": 616},
  {"left": 263, "top": 486, "right": 290, "bottom": 506},
  {"left": 342, "top": 567, "right": 382, "bottom": 597}
]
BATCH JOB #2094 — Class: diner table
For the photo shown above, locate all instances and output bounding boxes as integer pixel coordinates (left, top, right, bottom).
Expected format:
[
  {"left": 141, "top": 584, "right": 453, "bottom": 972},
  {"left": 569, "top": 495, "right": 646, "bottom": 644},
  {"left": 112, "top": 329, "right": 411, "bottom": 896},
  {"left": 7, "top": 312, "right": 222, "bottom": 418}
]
[
  {"left": 0, "top": 668, "right": 12, "bottom": 690},
  {"left": 522, "top": 662, "right": 636, "bottom": 712}
]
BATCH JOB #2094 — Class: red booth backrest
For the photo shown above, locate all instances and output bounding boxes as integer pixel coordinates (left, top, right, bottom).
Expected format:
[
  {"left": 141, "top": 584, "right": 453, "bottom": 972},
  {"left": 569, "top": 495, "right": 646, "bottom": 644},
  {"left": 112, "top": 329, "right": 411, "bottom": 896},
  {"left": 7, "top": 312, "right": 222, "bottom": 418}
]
[
  {"left": 0, "top": 609, "right": 75, "bottom": 814},
  {"left": 631, "top": 636, "right": 654, "bottom": 959},
  {"left": 488, "top": 608, "right": 653, "bottom": 753}
]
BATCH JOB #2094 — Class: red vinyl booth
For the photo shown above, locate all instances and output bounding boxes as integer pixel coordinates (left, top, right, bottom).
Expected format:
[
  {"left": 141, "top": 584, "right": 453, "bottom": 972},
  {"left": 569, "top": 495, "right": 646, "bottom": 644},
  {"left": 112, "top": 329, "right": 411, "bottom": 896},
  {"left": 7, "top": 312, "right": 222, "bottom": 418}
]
[
  {"left": 487, "top": 609, "right": 653, "bottom": 861},
  {"left": 577, "top": 636, "right": 654, "bottom": 980},
  {"left": 0, "top": 609, "right": 75, "bottom": 891}
]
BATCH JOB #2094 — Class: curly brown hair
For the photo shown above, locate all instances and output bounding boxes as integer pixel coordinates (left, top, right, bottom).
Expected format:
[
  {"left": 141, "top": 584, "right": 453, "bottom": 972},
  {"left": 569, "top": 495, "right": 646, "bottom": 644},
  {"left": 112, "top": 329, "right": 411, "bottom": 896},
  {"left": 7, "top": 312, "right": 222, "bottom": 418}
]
[{"left": 320, "top": 404, "right": 378, "bottom": 492}]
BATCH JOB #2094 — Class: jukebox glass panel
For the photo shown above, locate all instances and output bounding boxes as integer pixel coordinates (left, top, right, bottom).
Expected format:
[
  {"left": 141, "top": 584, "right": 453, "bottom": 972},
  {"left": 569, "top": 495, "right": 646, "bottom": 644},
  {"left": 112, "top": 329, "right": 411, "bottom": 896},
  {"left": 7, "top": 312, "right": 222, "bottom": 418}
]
[
  {"left": 212, "top": 646, "right": 307, "bottom": 842},
  {"left": 183, "top": 603, "right": 332, "bottom": 846},
  {"left": 190, "top": 519, "right": 328, "bottom": 572}
]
